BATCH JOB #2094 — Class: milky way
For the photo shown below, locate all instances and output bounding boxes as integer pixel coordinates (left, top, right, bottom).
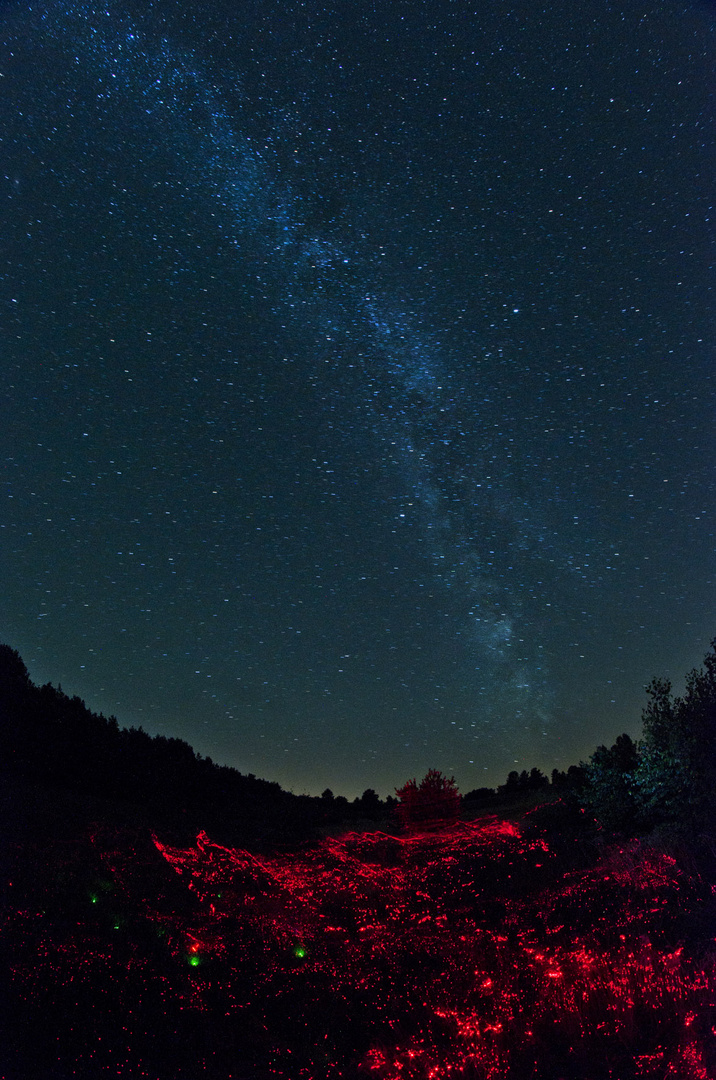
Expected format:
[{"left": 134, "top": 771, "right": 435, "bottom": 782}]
[{"left": 1, "top": 0, "right": 713, "bottom": 795}]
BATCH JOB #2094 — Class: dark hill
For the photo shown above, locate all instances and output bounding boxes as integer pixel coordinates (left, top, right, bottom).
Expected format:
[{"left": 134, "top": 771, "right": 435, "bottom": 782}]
[{"left": 0, "top": 643, "right": 328, "bottom": 848}]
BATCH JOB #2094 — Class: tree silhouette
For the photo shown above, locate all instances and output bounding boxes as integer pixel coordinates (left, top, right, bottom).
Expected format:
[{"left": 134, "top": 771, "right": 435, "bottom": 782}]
[
  {"left": 355, "top": 788, "right": 382, "bottom": 820},
  {"left": 395, "top": 769, "right": 461, "bottom": 832},
  {"left": 581, "top": 733, "right": 638, "bottom": 832},
  {"left": 634, "top": 639, "right": 716, "bottom": 841},
  {"left": 496, "top": 767, "right": 548, "bottom": 802}
]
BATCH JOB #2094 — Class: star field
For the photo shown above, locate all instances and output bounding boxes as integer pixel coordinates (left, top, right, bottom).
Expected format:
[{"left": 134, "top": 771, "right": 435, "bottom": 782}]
[{"left": 1, "top": 0, "right": 713, "bottom": 796}]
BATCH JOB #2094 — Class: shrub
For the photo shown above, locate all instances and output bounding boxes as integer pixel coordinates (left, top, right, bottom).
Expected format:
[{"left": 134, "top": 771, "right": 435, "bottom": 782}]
[{"left": 395, "top": 769, "right": 461, "bottom": 831}]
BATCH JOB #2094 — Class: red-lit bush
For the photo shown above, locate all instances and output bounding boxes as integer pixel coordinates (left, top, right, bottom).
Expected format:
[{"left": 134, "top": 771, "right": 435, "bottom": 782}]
[{"left": 395, "top": 768, "right": 462, "bottom": 831}]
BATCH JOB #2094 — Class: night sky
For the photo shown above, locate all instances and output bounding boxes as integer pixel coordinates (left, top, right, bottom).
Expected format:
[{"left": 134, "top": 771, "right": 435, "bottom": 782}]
[{"left": 1, "top": 0, "right": 713, "bottom": 798}]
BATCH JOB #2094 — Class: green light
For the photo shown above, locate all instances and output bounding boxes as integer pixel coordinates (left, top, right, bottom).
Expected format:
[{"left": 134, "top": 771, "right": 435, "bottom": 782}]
[
  {"left": 188, "top": 955, "right": 201, "bottom": 967},
  {"left": 293, "top": 945, "right": 307, "bottom": 960},
  {"left": 90, "top": 895, "right": 98, "bottom": 904}
]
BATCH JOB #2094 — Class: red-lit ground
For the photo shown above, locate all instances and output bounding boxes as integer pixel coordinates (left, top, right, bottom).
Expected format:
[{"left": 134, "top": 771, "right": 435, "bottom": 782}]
[{"left": 4, "top": 811, "right": 715, "bottom": 1078}]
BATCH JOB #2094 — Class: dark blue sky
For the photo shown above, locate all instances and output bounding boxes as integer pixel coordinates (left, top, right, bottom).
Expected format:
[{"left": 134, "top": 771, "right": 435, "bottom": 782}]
[{"left": 1, "top": 0, "right": 713, "bottom": 796}]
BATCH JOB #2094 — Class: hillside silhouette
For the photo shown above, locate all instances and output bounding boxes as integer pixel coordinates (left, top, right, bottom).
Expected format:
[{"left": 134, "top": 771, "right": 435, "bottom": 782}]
[
  {"left": 0, "top": 643, "right": 369, "bottom": 848},
  {"left": 0, "top": 643, "right": 587, "bottom": 838}
]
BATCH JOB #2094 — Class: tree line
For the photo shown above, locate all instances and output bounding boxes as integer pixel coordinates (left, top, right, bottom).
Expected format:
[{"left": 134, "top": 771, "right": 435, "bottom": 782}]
[
  {"left": 1, "top": 639, "right": 714, "bottom": 853},
  {"left": 580, "top": 640, "right": 716, "bottom": 852}
]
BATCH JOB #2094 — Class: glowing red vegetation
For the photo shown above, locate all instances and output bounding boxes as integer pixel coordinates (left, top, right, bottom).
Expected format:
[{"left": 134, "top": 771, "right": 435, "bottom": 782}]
[{"left": 6, "top": 816, "right": 715, "bottom": 1078}]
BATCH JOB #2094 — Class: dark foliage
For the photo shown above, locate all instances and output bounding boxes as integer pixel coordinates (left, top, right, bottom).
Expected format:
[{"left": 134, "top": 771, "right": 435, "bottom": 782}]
[
  {"left": 0, "top": 644, "right": 380, "bottom": 848},
  {"left": 550, "top": 763, "right": 587, "bottom": 792},
  {"left": 462, "top": 785, "right": 499, "bottom": 810},
  {"left": 575, "top": 642, "right": 716, "bottom": 860},
  {"left": 497, "top": 767, "right": 550, "bottom": 802},
  {"left": 581, "top": 733, "right": 639, "bottom": 832},
  {"left": 634, "top": 640, "right": 716, "bottom": 846},
  {"left": 353, "top": 787, "right": 383, "bottom": 820}
]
